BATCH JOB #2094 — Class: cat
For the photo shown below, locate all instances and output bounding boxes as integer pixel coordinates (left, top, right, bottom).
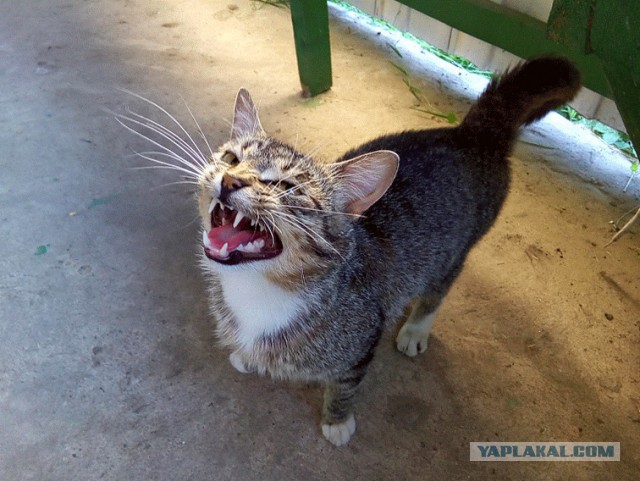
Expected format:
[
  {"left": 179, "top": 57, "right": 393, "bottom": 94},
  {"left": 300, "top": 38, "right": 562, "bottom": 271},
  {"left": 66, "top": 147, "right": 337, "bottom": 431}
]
[{"left": 126, "top": 56, "right": 580, "bottom": 446}]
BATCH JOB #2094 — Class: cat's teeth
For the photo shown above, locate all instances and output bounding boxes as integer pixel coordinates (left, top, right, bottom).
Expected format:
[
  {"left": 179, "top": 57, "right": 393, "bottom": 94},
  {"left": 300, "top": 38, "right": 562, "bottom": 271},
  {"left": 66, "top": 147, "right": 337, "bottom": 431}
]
[
  {"left": 202, "top": 230, "right": 212, "bottom": 248},
  {"left": 219, "top": 243, "right": 229, "bottom": 257},
  {"left": 233, "top": 212, "right": 245, "bottom": 229},
  {"left": 254, "top": 239, "right": 265, "bottom": 250},
  {"left": 236, "top": 241, "right": 259, "bottom": 253},
  {"left": 258, "top": 223, "right": 265, "bottom": 232},
  {"left": 208, "top": 199, "right": 216, "bottom": 214},
  {"left": 250, "top": 219, "right": 256, "bottom": 227}
]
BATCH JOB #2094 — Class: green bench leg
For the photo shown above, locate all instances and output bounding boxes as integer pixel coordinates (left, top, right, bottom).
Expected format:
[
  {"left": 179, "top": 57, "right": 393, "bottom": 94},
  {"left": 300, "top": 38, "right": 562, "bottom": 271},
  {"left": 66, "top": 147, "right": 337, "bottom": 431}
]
[
  {"left": 548, "top": 0, "right": 639, "bottom": 158},
  {"left": 600, "top": 63, "right": 640, "bottom": 162},
  {"left": 289, "top": 0, "right": 332, "bottom": 97},
  {"left": 590, "top": 0, "right": 640, "bottom": 159}
]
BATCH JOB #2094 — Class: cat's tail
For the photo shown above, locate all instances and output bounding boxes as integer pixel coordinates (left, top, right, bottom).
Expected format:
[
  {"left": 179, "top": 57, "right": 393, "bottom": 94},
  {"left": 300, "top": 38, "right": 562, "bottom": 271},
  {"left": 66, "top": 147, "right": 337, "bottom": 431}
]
[{"left": 457, "top": 56, "right": 581, "bottom": 152}]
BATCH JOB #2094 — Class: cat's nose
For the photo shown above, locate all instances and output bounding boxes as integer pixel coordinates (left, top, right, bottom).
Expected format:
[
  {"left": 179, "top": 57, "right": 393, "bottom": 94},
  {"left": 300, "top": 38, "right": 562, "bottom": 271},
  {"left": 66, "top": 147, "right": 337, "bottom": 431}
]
[{"left": 219, "top": 173, "right": 249, "bottom": 204}]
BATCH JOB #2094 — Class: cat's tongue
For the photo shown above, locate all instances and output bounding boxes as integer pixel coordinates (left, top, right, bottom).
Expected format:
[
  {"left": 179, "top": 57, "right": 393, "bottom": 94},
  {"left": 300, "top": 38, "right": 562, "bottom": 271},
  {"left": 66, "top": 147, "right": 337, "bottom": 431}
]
[
  {"left": 207, "top": 225, "right": 255, "bottom": 251},
  {"left": 204, "top": 205, "right": 282, "bottom": 264}
]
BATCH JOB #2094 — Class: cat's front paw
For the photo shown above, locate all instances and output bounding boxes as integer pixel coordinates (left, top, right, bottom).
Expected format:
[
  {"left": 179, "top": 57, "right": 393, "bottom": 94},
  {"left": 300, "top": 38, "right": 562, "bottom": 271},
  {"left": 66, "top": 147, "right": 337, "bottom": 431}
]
[
  {"left": 229, "top": 351, "right": 251, "bottom": 374},
  {"left": 321, "top": 414, "right": 356, "bottom": 446},
  {"left": 396, "top": 323, "right": 429, "bottom": 357}
]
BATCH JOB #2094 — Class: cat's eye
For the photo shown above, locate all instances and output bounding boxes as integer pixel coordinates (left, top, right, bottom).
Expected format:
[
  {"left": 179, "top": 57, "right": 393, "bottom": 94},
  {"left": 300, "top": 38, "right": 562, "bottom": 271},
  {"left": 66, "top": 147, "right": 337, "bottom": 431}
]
[
  {"left": 264, "top": 179, "right": 297, "bottom": 191},
  {"left": 279, "top": 180, "right": 296, "bottom": 191},
  {"left": 222, "top": 151, "right": 240, "bottom": 166}
]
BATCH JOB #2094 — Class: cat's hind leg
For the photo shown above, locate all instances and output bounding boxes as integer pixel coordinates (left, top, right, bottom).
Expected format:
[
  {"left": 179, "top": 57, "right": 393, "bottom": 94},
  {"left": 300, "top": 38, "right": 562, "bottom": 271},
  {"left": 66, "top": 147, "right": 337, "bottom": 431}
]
[
  {"left": 396, "top": 295, "right": 439, "bottom": 357},
  {"left": 397, "top": 261, "right": 465, "bottom": 357}
]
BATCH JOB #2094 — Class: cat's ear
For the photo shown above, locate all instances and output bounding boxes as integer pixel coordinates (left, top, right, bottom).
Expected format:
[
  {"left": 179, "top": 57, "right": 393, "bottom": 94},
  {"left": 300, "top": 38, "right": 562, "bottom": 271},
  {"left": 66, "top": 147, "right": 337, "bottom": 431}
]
[
  {"left": 231, "top": 88, "right": 264, "bottom": 140},
  {"left": 333, "top": 150, "right": 399, "bottom": 215}
]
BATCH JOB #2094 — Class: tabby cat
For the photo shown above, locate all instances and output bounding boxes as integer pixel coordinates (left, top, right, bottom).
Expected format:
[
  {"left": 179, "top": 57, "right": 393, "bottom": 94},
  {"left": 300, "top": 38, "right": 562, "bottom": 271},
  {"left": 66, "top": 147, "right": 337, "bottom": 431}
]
[{"left": 139, "top": 57, "right": 580, "bottom": 446}]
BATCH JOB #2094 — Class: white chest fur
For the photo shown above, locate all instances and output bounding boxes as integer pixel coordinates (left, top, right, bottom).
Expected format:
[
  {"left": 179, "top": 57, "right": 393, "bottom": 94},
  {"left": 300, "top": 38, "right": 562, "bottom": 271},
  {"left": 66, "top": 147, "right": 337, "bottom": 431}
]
[{"left": 218, "top": 269, "right": 303, "bottom": 348}]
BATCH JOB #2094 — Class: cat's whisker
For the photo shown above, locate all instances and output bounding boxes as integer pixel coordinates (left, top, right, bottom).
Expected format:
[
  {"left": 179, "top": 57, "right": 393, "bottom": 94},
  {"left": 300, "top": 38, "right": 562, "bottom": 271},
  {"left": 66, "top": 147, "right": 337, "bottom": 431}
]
[
  {"left": 260, "top": 211, "right": 281, "bottom": 250},
  {"left": 307, "top": 146, "right": 323, "bottom": 158},
  {"left": 119, "top": 89, "right": 210, "bottom": 168},
  {"left": 181, "top": 213, "right": 203, "bottom": 230},
  {"left": 116, "top": 116, "right": 206, "bottom": 176},
  {"left": 130, "top": 153, "right": 202, "bottom": 179},
  {"left": 270, "top": 187, "right": 293, "bottom": 200},
  {"left": 219, "top": 116, "right": 234, "bottom": 131},
  {"left": 282, "top": 205, "right": 363, "bottom": 219},
  {"left": 274, "top": 211, "right": 344, "bottom": 260},
  {"left": 264, "top": 181, "right": 281, "bottom": 198},
  {"left": 303, "top": 146, "right": 323, "bottom": 164},
  {"left": 128, "top": 146, "right": 202, "bottom": 174},
  {"left": 293, "top": 133, "right": 300, "bottom": 153},
  {"left": 119, "top": 111, "right": 208, "bottom": 170},
  {"left": 262, "top": 168, "right": 302, "bottom": 198},
  {"left": 134, "top": 147, "right": 203, "bottom": 167},
  {"left": 131, "top": 165, "right": 200, "bottom": 179},
  {"left": 125, "top": 109, "right": 208, "bottom": 169},
  {"left": 131, "top": 165, "right": 197, "bottom": 177},
  {"left": 131, "top": 150, "right": 204, "bottom": 177},
  {"left": 180, "top": 96, "right": 215, "bottom": 160},
  {"left": 284, "top": 148, "right": 299, "bottom": 171},
  {"left": 148, "top": 180, "right": 199, "bottom": 192}
]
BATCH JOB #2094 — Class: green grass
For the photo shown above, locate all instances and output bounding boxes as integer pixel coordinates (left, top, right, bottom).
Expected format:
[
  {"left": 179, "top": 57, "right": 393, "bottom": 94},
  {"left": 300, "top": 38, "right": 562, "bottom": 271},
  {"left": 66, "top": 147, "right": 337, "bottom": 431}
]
[
  {"left": 388, "top": 61, "right": 459, "bottom": 123},
  {"left": 389, "top": 55, "right": 459, "bottom": 122},
  {"left": 558, "top": 106, "right": 638, "bottom": 162}
]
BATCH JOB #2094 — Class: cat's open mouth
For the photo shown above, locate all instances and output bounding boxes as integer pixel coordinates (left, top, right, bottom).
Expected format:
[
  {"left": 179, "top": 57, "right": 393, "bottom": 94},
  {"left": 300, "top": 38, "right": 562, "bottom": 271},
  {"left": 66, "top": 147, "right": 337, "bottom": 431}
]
[{"left": 203, "top": 199, "right": 283, "bottom": 265}]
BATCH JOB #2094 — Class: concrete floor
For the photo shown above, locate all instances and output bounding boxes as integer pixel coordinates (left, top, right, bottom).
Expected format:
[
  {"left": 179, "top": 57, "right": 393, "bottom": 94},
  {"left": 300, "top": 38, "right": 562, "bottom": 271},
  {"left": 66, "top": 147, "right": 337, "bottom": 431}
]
[{"left": 1, "top": 1, "right": 639, "bottom": 480}]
